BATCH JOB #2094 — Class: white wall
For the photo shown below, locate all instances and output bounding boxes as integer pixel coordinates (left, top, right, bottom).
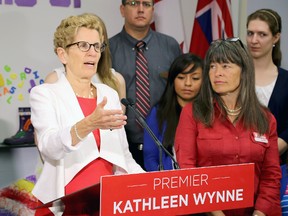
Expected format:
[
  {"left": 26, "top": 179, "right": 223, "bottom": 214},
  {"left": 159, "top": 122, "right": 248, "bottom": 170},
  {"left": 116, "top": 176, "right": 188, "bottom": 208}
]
[
  {"left": 246, "top": 0, "right": 288, "bottom": 69},
  {"left": 0, "top": 0, "right": 287, "bottom": 187},
  {"left": 234, "top": 0, "right": 288, "bottom": 70}
]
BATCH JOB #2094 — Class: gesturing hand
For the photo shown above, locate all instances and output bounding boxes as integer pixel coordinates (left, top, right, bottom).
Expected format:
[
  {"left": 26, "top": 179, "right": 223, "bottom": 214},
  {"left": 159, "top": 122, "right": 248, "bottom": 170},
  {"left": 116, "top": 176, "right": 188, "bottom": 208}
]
[{"left": 87, "top": 96, "right": 127, "bottom": 131}]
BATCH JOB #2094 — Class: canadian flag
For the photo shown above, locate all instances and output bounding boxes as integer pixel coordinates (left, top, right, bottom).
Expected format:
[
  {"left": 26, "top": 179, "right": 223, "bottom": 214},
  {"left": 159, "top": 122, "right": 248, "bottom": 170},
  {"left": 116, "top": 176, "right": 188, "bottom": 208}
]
[
  {"left": 152, "top": 0, "right": 188, "bottom": 52},
  {"left": 189, "top": 0, "right": 234, "bottom": 58}
]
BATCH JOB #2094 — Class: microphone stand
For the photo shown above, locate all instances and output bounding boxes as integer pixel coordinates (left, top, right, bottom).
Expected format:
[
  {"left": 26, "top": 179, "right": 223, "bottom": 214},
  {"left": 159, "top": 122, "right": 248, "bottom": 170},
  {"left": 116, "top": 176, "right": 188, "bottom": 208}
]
[{"left": 121, "top": 98, "right": 179, "bottom": 171}]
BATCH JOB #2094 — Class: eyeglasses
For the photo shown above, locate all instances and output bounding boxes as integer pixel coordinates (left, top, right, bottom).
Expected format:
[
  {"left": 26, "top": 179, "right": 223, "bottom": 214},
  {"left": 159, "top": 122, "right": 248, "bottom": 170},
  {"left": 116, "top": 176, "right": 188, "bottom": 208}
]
[
  {"left": 124, "top": 1, "right": 153, "bottom": 8},
  {"left": 213, "top": 37, "right": 245, "bottom": 49},
  {"left": 66, "top": 41, "right": 106, "bottom": 53}
]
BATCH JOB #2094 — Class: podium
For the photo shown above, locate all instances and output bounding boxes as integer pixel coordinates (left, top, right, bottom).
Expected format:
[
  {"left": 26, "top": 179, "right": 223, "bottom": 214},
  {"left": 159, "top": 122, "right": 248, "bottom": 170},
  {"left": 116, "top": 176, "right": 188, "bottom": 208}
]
[
  {"left": 36, "top": 182, "right": 100, "bottom": 215},
  {"left": 36, "top": 163, "right": 254, "bottom": 215}
]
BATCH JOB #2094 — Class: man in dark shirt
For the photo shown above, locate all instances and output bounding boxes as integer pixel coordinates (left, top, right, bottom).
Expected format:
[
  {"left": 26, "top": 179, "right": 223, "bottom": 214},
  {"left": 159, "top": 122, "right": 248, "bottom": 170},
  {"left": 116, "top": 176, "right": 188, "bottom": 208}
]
[{"left": 109, "top": 0, "right": 182, "bottom": 169}]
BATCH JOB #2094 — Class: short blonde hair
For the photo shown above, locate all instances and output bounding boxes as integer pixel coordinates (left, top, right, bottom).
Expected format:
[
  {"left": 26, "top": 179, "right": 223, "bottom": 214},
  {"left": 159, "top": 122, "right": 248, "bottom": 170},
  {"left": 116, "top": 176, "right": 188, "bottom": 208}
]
[
  {"left": 53, "top": 13, "right": 104, "bottom": 54},
  {"left": 53, "top": 13, "right": 119, "bottom": 94}
]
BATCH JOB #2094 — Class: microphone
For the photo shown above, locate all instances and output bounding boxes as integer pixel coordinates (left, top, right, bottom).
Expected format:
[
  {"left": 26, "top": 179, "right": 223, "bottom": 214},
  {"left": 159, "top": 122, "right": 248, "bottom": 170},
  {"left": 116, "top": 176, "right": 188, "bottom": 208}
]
[
  {"left": 121, "top": 98, "right": 179, "bottom": 171},
  {"left": 127, "top": 98, "right": 135, "bottom": 106}
]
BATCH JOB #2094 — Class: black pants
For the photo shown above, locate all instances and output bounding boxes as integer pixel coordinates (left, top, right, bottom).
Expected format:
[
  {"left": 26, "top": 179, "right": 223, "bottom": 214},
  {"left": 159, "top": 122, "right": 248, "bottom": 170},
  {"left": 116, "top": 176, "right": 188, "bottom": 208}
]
[{"left": 129, "top": 142, "right": 146, "bottom": 170}]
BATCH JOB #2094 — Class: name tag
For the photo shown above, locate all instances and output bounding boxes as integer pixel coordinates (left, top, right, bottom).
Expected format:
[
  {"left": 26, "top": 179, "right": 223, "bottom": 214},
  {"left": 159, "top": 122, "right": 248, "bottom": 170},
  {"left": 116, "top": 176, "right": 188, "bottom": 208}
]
[{"left": 253, "top": 132, "right": 268, "bottom": 143}]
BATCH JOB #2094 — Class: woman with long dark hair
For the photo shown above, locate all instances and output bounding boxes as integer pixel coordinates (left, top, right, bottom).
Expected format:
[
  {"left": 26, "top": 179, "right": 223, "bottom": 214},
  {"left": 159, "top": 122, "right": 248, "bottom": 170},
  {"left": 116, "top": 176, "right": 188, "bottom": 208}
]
[
  {"left": 175, "top": 38, "right": 281, "bottom": 215},
  {"left": 143, "top": 53, "right": 203, "bottom": 171}
]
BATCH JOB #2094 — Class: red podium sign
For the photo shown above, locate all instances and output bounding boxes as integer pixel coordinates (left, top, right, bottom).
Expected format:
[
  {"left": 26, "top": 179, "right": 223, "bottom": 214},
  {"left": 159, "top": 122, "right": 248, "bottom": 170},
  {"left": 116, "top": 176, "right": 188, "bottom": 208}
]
[{"left": 101, "top": 163, "right": 254, "bottom": 215}]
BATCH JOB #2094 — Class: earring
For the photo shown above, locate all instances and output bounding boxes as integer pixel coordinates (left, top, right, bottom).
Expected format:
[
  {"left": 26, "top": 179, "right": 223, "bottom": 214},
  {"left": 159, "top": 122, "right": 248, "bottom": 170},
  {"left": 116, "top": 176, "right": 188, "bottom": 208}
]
[{"left": 273, "top": 44, "right": 275, "bottom": 47}]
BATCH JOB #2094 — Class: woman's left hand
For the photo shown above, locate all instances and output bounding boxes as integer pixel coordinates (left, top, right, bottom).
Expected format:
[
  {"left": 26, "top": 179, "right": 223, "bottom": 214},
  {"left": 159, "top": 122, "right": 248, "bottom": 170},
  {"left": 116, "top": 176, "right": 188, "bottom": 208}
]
[{"left": 86, "top": 96, "right": 127, "bottom": 130}]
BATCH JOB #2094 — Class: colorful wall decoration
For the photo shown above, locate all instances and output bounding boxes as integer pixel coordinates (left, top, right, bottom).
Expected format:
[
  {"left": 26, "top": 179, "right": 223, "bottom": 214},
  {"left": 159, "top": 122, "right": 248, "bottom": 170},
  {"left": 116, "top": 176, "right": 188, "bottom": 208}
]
[{"left": 0, "top": 65, "right": 44, "bottom": 104}]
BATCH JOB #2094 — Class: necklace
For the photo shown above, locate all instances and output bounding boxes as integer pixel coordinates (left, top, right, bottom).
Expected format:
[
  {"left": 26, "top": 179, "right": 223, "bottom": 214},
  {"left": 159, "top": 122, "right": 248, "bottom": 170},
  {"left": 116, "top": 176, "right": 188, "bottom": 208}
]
[
  {"left": 223, "top": 104, "right": 242, "bottom": 116},
  {"left": 75, "top": 85, "right": 94, "bottom": 98}
]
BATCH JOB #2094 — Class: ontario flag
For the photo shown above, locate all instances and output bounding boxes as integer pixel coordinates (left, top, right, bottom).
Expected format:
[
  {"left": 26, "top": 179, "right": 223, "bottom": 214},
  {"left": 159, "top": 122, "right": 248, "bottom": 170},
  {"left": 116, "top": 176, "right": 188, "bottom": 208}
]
[
  {"left": 189, "top": 0, "right": 234, "bottom": 59},
  {"left": 152, "top": 0, "right": 188, "bottom": 52}
]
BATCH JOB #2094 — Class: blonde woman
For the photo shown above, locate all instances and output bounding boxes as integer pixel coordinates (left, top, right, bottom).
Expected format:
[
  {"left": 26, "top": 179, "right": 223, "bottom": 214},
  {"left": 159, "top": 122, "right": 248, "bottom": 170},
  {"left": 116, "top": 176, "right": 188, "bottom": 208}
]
[{"left": 31, "top": 13, "right": 144, "bottom": 215}]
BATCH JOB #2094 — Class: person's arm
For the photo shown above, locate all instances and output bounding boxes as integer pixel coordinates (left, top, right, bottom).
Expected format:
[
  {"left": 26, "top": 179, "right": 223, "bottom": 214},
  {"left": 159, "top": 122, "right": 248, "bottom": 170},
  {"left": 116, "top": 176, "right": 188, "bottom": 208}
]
[
  {"left": 278, "top": 137, "right": 288, "bottom": 155},
  {"left": 44, "top": 67, "right": 66, "bottom": 83},
  {"left": 44, "top": 71, "right": 58, "bottom": 83},
  {"left": 273, "top": 68, "right": 288, "bottom": 156},
  {"left": 143, "top": 107, "right": 162, "bottom": 171},
  {"left": 254, "top": 114, "right": 281, "bottom": 215},
  {"left": 70, "top": 97, "right": 126, "bottom": 146},
  {"left": 30, "top": 85, "right": 126, "bottom": 161},
  {"left": 30, "top": 85, "right": 73, "bottom": 160},
  {"left": 252, "top": 210, "right": 265, "bottom": 216},
  {"left": 206, "top": 211, "right": 225, "bottom": 216}
]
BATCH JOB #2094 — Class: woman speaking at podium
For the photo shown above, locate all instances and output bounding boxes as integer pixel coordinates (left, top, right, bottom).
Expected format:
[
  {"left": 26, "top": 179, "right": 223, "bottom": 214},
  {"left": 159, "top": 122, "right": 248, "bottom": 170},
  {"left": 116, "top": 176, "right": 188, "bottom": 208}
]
[
  {"left": 30, "top": 13, "right": 144, "bottom": 215},
  {"left": 175, "top": 38, "right": 281, "bottom": 215}
]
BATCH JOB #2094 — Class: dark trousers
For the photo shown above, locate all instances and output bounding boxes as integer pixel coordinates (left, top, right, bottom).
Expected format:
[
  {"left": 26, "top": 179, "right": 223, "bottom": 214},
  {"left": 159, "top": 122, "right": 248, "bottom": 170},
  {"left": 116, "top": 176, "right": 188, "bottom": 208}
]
[{"left": 129, "top": 142, "right": 146, "bottom": 170}]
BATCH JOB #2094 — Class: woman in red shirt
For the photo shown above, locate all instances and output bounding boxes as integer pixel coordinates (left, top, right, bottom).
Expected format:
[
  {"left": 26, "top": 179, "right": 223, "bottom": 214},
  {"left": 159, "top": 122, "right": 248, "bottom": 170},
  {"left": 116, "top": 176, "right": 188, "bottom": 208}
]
[{"left": 175, "top": 38, "right": 281, "bottom": 216}]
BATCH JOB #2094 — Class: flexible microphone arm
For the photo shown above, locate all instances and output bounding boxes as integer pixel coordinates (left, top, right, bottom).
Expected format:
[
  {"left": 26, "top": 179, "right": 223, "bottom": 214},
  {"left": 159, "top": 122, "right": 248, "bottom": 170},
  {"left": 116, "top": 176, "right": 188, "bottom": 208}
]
[
  {"left": 121, "top": 98, "right": 179, "bottom": 170},
  {"left": 121, "top": 98, "right": 164, "bottom": 171}
]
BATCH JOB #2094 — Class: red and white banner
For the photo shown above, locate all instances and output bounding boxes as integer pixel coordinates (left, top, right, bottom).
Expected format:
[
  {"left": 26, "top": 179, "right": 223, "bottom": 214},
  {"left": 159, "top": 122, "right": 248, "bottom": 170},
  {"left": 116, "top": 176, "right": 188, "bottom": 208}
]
[
  {"left": 152, "top": 0, "right": 188, "bottom": 52},
  {"left": 100, "top": 163, "right": 254, "bottom": 215},
  {"left": 189, "top": 0, "right": 234, "bottom": 58}
]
